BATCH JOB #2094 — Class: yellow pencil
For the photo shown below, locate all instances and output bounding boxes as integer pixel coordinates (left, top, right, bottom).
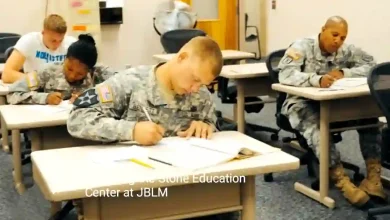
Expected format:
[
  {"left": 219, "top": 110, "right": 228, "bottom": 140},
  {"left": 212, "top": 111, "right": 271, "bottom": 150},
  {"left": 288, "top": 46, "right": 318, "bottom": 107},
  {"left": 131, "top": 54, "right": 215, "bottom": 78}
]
[{"left": 130, "top": 158, "right": 155, "bottom": 169}]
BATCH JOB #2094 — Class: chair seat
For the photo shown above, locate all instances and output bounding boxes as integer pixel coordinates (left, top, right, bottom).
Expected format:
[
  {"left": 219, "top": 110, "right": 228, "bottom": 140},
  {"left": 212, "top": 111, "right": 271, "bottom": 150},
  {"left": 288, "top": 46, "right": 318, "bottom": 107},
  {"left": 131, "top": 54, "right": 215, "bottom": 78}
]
[{"left": 222, "top": 85, "right": 264, "bottom": 113}]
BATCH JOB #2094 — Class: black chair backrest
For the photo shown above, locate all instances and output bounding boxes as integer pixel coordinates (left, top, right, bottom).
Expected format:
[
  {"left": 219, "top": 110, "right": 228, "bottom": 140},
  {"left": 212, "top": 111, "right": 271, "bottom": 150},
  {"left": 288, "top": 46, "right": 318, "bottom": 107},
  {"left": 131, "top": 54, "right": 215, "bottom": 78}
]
[
  {"left": 265, "top": 49, "right": 287, "bottom": 112},
  {"left": 367, "top": 62, "right": 390, "bottom": 169},
  {"left": 4, "top": 46, "right": 14, "bottom": 61},
  {"left": 160, "top": 29, "right": 206, "bottom": 53},
  {"left": 0, "top": 36, "right": 20, "bottom": 53},
  {"left": 0, "top": 33, "right": 20, "bottom": 38}
]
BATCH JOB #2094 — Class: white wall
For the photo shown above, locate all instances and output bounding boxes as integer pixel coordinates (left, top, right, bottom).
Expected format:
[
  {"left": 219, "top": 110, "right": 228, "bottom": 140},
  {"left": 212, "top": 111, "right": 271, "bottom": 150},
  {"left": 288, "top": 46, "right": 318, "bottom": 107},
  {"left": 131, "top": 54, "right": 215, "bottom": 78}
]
[{"left": 266, "top": 0, "right": 390, "bottom": 62}]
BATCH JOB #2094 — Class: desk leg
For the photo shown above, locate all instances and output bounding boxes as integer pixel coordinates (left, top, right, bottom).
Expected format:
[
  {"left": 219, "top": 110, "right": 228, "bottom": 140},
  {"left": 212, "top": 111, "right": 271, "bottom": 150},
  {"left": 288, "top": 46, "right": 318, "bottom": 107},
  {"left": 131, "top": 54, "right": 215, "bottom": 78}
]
[
  {"left": 241, "top": 176, "right": 255, "bottom": 220},
  {"left": 294, "top": 101, "right": 335, "bottom": 208},
  {"left": 50, "top": 202, "right": 62, "bottom": 216},
  {"left": 29, "top": 129, "right": 41, "bottom": 152},
  {"left": 236, "top": 81, "right": 245, "bottom": 133},
  {"left": 12, "top": 129, "right": 25, "bottom": 194},
  {"left": 0, "top": 96, "right": 9, "bottom": 153}
]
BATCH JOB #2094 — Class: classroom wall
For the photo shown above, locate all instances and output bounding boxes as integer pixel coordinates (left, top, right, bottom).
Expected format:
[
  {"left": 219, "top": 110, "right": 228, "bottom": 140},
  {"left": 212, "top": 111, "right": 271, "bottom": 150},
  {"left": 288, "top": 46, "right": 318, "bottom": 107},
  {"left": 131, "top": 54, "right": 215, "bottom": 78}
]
[{"left": 266, "top": 0, "right": 390, "bottom": 62}]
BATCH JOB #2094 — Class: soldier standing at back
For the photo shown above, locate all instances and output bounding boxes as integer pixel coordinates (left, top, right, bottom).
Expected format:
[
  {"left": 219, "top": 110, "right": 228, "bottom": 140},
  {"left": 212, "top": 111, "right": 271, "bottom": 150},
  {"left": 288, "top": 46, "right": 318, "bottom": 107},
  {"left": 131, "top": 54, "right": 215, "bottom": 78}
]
[{"left": 278, "top": 16, "right": 387, "bottom": 207}]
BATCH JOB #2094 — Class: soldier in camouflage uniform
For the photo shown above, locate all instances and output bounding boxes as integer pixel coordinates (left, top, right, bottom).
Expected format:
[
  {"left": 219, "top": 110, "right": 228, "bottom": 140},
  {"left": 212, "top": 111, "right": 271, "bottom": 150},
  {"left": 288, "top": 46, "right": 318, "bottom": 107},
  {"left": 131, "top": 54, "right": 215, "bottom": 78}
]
[
  {"left": 68, "top": 37, "right": 238, "bottom": 220},
  {"left": 278, "top": 16, "right": 387, "bottom": 206},
  {"left": 7, "top": 34, "right": 117, "bottom": 105}
]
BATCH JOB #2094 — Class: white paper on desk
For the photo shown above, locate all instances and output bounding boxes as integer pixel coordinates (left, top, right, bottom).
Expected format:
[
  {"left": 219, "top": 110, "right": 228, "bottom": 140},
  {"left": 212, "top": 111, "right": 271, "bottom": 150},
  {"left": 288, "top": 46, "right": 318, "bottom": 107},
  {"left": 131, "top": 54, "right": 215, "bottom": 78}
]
[
  {"left": 147, "top": 136, "right": 265, "bottom": 170},
  {"left": 89, "top": 146, "right": 149, "bottom": 164},
  {"left": 329, "top": 78, "right": 367, "bottom": 89},
  {"left": 24, "top": 100, "right": 73, "bottom": 114}
]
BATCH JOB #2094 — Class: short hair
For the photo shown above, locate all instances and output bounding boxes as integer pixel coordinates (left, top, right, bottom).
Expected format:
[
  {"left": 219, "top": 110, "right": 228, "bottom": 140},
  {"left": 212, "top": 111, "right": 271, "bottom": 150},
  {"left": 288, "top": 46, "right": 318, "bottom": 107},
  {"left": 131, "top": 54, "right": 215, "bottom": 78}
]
[
  {"left": 43, "top": 14, "right": 67, "bottom": 34},
  {"left": 183, "top": 36, "right": 223, "bottom": 77},
  {"left": 66, "top": 34, "right": 98, "bottom": 69}
]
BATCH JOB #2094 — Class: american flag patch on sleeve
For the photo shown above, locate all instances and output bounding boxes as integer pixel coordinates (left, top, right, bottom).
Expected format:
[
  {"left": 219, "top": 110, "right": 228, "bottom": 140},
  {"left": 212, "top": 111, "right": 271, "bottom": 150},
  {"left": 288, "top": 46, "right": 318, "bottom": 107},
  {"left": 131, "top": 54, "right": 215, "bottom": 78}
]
[{"left": 97, "top": 85, "right": 113, "bottom": 103}]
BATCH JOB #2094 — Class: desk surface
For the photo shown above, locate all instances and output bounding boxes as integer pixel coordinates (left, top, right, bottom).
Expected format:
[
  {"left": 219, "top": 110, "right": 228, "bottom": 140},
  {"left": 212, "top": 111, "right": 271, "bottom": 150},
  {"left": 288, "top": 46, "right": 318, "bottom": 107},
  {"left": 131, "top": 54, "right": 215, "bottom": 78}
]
[
  {"left": 153, "top": 50, "right": 255, "bottom": 62},
  {"left": 0, "top": 80, "right": 9, "bottom": 95},
  {"left": 272, "top": 83, "right": 371, "bottom": 101},
  {"left": 0, "top": 104, "right": 68, "bottom": 129},
  {"left": 221, "top": 63, "right": 268, "bottom": 79},
  {"left": 32, "top": 131, "right": 299, "bottom": 201}
]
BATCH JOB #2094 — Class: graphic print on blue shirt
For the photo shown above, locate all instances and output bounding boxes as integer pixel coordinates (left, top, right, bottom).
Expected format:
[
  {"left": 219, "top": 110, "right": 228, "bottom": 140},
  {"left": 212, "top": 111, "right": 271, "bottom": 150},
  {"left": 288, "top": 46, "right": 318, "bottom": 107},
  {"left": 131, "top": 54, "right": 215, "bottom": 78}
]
[{"left": 35, "top": 51, "right": 66, "bottom": 63}]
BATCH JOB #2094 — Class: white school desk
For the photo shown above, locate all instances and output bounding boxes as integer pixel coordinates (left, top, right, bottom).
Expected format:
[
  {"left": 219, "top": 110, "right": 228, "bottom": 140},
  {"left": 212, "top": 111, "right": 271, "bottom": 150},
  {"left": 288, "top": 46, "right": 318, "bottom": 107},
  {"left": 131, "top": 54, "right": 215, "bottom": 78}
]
[
  {"left": 0, "top": 105, "right": 96, "bottom": 194},
  {"left": 32, "top": 131, "right": 300, "bottom": 219},
  {"left": 220, "top": 63, "right": 275, "bottom": 132},
  {"left": 0, "top": 80, "right": 9, "bottom": 152},
  {"left": 271, "top": 84, "right": 383, "bottom": 209},
  {"left": 152, "top": 50, "right": 255, "bottom": 63}
]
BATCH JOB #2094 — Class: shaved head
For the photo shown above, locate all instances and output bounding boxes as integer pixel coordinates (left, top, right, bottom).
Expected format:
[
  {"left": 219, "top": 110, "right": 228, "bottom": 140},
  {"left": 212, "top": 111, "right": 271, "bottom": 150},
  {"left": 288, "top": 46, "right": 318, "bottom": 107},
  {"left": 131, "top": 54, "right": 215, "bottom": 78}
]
[
  {"left": 319, "top": 16, "right": 348, "bottom": 54},
  {"left": 324, "top": 16, "right": 348, "bottom": 29}
]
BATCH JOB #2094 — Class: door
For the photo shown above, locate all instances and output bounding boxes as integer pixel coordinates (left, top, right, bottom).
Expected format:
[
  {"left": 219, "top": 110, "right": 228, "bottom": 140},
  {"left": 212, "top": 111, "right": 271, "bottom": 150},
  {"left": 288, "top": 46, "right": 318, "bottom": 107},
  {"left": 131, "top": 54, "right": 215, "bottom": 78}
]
[{"left": 180, "top": 0, "right": 238, "bottom": 50}]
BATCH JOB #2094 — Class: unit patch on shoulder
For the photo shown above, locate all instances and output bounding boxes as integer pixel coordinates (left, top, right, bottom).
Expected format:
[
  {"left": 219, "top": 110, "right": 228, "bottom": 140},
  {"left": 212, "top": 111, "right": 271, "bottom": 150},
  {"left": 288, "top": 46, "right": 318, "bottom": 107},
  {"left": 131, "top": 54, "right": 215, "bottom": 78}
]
[
  {"left": 286, "top": 48, "right": 302, "bottom": 60},
  {"left": 97, "top": 85, "right": 113, "bottom": 103},
  {"left": 73, "top": 88, "right": 99, "bottom": 108},
  {"left": 26, "top": 71, "right": 39, "bottom": 89}
]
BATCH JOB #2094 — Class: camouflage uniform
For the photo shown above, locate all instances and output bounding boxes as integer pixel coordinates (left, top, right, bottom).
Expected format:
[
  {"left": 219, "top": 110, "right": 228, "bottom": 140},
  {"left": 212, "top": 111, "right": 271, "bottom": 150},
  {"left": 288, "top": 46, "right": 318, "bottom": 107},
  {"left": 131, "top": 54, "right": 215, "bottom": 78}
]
[
  {"left": 278, "top": 35, "right": 380, "bottom": 168},
  {"left": 6, "top": 63, "right": 117, "bottom": 105},
  {"left": 67, "top": 64, "right": 217, "bottom": 142}
]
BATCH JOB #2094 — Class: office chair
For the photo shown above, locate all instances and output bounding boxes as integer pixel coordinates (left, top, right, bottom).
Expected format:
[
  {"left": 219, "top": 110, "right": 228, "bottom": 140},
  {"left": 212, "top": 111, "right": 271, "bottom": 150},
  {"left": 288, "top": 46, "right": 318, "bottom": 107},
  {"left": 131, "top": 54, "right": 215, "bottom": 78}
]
[
  {"left": 244, "top": 13, "right": 261, "bottom": 59},
  {"left": 3, "top": 47, "right": 31, "bottom": 164},
  {"left": 216, "top": 72, "right": 280, "bottom": 140},
  {"left": 264, "top": 49, "right": 364, "bottom": 188},
  {"left": 160, "top": 29, "right": 206, "bottom": 54},
  {"left": 366, "top": 62, "right": 390, "bottom": 220},
  {"left": 0, "top": 35, "right": 20, "bottom": 63}
]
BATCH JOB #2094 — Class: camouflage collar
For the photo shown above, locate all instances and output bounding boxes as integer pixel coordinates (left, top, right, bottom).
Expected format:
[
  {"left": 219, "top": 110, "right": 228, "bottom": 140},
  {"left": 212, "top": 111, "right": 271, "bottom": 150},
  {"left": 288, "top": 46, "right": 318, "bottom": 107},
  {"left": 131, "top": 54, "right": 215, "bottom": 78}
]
[{"left": 146, "top": 63, "right": 171, "bottom": 106}]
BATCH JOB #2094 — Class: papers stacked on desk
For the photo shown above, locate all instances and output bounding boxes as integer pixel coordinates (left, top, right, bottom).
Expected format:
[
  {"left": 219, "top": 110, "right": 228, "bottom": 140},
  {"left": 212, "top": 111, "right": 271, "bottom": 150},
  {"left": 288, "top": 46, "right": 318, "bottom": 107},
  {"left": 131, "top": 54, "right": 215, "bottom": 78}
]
[
  {"left": 328, "top": 77, "right": 367, "bottom": 90},
  {"left": 24, "top": 100, "right": 73, "bottom": 114}
]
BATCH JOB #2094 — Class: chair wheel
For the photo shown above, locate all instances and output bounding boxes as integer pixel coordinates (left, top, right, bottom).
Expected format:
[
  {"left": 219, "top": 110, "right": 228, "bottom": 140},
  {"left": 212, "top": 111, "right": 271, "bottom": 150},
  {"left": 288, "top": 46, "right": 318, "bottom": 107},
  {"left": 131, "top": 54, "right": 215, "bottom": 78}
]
[
  {"left": 264, "top": 173, "right": 273, "bottom": 182},
  {"left": 311, "top": 180, "right": 319, "bottom": 191},
  {"left": 354, "top": 173, "right": 365, "bottom": 182},
  {"left": 270, "top": 134, "right": 278, "bottom": 141}
]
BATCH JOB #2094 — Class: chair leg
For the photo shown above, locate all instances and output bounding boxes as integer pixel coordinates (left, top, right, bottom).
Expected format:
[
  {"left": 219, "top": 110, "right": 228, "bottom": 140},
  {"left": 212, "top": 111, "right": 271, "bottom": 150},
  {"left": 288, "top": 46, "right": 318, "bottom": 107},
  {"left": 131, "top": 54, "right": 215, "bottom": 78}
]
[
  {"left": 341, "top": 161, "right": 360, "bottom": 173},
  {"left": 48, "top": 201, "right": 75, "bottom": 220},
  {"left": 341, "top": 161, "right": 365, "bottom": 181},
  {"left": 368, "top": 206, "right": 390, "bottom": 217},
  {"left": 21, "top": 156, "right": 31, "bottom": 166},
  {"left": 246, "top": 123, "right": 280, "bottom": 135}
]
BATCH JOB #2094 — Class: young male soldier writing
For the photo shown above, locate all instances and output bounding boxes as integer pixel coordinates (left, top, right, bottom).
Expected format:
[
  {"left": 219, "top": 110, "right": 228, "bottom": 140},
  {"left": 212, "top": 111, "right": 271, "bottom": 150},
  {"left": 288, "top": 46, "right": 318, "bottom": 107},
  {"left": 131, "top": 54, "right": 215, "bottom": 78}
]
[
  {"left": 278, "top": 16, "right": 387, "bottom": 207},
  {"left": 67, "top": 36, "right": 240, "bottom": 220}
]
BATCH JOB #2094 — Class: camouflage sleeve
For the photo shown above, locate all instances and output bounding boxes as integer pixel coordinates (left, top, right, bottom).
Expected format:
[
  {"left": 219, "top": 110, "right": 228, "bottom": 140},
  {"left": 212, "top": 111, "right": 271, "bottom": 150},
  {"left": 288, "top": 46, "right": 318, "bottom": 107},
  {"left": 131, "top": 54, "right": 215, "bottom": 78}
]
[
  {"left": 278, "top": 41, "right": 322, "bottom": 87},
  {"left": 195, "top": 87, "right": 217, "bottom": 129},
  {"left": 342, "top": 45, "right": 376, "bottom": 78},
  {"left": 6, "top": 70, "right": 48, "bottom": 104},
  {"left": 67, "top": 74, "right": 135, "bottom": 142},
  {"left": 92, "top": 64, "right": 118, "bottom": 85}
]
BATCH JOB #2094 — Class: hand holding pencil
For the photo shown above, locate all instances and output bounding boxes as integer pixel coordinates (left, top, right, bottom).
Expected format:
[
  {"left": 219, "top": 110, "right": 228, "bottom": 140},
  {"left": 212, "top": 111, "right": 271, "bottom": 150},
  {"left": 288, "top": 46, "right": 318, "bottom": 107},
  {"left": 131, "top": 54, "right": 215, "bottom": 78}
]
[{"left": 133, "top": 107, "right": 165, "bottom": 146}]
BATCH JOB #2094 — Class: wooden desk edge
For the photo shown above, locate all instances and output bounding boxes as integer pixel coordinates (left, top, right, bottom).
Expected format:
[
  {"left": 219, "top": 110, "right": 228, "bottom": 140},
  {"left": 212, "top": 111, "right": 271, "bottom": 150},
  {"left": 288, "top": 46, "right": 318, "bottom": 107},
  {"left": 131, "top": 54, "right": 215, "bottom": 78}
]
[
  {"left": 35, "top": 157, "right": 300, "bottom": 202},
  {"left": 271, "top": 84, "right": 371, "bottom": 101},
  {"left": 3, "top": 120, "right": 67, "bottom": 130}
]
